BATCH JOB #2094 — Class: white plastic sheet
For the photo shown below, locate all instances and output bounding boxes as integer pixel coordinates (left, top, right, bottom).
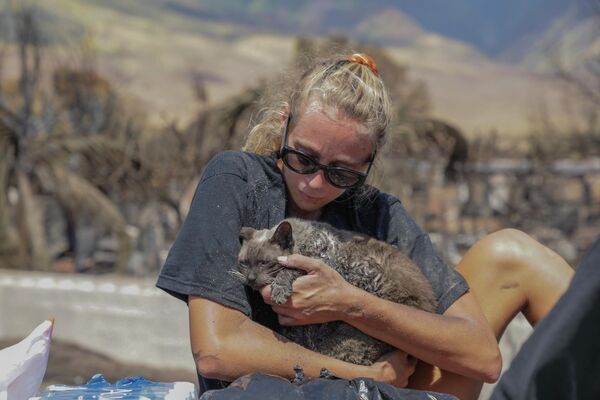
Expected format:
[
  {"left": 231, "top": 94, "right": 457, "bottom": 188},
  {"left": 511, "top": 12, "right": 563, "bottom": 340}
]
[{"left": 0, "top": 320, "right": 53, "bottom": 400}]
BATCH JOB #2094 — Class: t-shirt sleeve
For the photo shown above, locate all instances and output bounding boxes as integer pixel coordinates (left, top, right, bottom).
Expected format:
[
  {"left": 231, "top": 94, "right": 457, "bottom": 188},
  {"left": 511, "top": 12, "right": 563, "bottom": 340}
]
[
  {"left": 384, "top": 199, "right": 469, "bottom": 314},
  {"left": 156, "top": 151, "right": 252, "bottom": 316}
]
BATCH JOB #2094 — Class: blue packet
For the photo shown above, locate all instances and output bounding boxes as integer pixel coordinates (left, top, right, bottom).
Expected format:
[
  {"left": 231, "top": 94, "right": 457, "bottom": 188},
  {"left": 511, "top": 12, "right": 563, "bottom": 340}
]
[{"left": 32, "top": 374, "right": 196, "bottom": 399}]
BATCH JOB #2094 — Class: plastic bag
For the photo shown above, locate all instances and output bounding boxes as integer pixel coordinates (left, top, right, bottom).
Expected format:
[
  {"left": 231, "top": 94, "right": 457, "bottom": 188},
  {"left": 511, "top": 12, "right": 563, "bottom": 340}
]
[
  {"left": 0, "top": 320, "right": 53, "bottom": 400},
  {"left": 32, "top": 374, "right": 197, "bottom": 399}
]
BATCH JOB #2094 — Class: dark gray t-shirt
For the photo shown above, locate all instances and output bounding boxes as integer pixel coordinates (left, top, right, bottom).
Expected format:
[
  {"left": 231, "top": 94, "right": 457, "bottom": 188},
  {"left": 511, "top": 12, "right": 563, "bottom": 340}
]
[{"left": 156, "top": 150, "right": 469, "bottom": 393}]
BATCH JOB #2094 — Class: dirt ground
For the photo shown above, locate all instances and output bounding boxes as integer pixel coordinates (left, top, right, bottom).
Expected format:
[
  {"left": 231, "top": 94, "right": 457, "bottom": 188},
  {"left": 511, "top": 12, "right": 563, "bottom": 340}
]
[{"left": 0, "top": 338, "right": 198, "bottom": 390}]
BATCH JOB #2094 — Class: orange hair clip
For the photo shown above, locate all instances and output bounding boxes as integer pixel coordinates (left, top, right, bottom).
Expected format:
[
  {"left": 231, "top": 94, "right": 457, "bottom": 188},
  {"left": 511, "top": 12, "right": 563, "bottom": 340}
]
[{"left": 348, "top": 53, "right": 379, "bottom": 76}]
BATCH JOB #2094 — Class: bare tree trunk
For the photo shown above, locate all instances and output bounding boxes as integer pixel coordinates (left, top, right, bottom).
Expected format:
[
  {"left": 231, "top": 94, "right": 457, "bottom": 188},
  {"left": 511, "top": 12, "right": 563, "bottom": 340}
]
[
  {"left": 16, "top": 169, "right": 50, "bottom": 270},
  {"left": 0, "top": 137, "right": 23, "bottom": 269},
  {"left": 114, "top": 228, "right": 132, "bottom": 274},
  {"left": 17, "top": 6, "right": 42, "bottom": 139},
  {"left": 48, "top": 164, "right": 132, "bottom": 273}
]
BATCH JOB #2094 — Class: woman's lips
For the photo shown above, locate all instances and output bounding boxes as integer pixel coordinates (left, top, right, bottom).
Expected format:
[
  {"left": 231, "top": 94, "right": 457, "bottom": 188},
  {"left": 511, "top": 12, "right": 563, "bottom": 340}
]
[{"left": 300, "top": 191, "right": 323, "bottom": 202}]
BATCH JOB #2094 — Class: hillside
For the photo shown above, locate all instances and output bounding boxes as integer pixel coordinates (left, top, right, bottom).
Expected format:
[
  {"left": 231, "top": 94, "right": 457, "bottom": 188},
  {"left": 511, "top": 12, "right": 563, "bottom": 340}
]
[
  {"left": 508, "top": 5, "right": 600, "bottom": 72},
  {"left": 0, "top": 0, "right": 590, "bottom": 137},
  {"left": 53, "top": 0, "right": 577, "bottom": 57}
]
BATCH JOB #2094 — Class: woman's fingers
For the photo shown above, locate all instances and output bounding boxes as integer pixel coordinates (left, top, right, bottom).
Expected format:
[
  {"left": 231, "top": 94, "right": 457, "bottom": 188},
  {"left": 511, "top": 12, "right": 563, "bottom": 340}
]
[
  {"left": 277, "top": 314, "right": 300, "bottom": 326},
  {"left": 259, "top": 254, "right": 350, "bottom": 324},
  {"left": 277, "top": 254, "right": 324, "bottom": 273},
  {"left": 259, "top": 285, "right": 272, "bottom": 305},
  {"left": 374, "top": 350, "right": 418, "bottom": 387}
]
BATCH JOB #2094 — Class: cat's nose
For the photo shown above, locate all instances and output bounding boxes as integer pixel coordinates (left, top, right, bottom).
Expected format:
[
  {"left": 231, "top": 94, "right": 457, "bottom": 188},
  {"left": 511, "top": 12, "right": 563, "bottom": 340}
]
[{"left": 248, "top": 271, "right": 257, "bottom": 283}]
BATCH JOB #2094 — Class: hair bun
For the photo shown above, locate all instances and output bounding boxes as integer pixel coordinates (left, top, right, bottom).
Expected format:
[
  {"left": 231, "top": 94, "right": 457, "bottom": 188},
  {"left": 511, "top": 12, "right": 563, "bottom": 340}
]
[{"left": 348, "top": 53, "right": 379, "bottom": 76}]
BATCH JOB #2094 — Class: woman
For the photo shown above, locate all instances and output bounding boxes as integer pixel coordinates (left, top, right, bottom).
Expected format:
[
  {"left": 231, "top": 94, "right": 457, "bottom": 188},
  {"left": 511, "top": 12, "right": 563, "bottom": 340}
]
[{"left": 156, "top": 53, "right": 573, "bottom": 399}]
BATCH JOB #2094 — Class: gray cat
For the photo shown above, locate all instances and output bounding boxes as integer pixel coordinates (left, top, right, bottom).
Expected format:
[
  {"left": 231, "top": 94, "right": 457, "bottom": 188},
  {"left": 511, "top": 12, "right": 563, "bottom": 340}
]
[{"left": 236, "top": 218, "right": 437, "bottom": 366}]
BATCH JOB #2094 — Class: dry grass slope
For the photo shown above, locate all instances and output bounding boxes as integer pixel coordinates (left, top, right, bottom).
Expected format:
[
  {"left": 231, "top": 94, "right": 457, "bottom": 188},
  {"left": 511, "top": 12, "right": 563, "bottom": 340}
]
[{"left": 3, "top": 0, "right": 588, "bottom": 137}]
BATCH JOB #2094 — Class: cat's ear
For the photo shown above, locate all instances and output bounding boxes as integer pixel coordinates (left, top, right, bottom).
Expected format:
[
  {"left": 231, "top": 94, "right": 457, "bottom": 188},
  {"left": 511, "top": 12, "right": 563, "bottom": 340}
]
[
  {"left": 270, "top": 221, "right": 294, "bottom": 251},
  {"left": 239, "top": 227, "right": 256, "bottom": 243}
]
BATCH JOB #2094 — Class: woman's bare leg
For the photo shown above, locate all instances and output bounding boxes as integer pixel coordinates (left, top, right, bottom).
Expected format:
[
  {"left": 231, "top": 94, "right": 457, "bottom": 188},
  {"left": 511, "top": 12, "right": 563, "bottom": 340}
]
[
  {"left": 409, "top": 229, "right": 574, "bottom": 399},
  {"left": 457, "top": 229, "right": 574, "bottom": 337}
]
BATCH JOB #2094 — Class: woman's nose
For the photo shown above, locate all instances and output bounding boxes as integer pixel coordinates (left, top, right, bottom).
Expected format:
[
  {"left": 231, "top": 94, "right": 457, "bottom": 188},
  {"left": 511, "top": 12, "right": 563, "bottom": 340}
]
[{"left": 307, "top": 170, "right": 327, "bottom": 189}]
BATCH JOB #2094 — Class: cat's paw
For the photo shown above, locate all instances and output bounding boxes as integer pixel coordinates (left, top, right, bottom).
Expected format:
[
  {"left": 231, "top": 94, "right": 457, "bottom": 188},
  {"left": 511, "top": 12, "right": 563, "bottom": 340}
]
[{"left": 271, "top": 285, "right": 292, "bottom": 305}]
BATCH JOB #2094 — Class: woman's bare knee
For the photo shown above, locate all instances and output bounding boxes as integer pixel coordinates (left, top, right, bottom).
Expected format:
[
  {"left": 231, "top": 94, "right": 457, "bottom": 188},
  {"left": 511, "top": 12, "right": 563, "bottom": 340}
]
[
  {"left": 458, "top": 228, "right": 533, "bottom": 278},
  {"left": 482, "top": 228, "right": 538, "bottom": 263},
  {"left": 461, "top": 228, "right": 569, "bottom": 276},
  {"left": 460, "top": 228, "right": 573, "bottom": 327}
]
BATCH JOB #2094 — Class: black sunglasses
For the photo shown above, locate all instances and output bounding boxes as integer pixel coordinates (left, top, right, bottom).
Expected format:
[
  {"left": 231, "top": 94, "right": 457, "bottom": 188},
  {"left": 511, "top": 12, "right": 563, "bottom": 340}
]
[{"left": 278, "top": 114, "right": 376, "bottom": 189}]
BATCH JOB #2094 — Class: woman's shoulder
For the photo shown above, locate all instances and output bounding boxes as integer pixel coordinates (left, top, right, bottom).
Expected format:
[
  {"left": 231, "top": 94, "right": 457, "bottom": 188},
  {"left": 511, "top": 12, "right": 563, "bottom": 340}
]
[
  {"left": 372, "top": 189, "right": 420, "bottom": 228},
  {"left": 351, "top": 186, "right": 404, "bottom": 213},
  {"left": 201, "top": 150, "right": 279, "bottom": 182},
  {"left": 349, "top": 186, "right": 422, "bottom": 238}
]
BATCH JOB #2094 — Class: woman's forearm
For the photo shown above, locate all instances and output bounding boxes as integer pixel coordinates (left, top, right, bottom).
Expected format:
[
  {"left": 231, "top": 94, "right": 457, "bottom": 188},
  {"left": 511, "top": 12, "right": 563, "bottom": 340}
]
[
  {"left": 196, "top": 314, "right": 375, "bottom": 382},
  {"left": 188, "top": 296, "right": 382, "bottom": 384},
  {"left": 339, "top": 287, "right": 501, "bottom": 382}
]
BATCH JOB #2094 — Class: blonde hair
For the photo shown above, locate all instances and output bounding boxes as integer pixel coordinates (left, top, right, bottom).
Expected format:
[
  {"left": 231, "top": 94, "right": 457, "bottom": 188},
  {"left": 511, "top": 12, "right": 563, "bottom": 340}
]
[{"left": 243, "top": 54, "right": 392, "bottom": 157}]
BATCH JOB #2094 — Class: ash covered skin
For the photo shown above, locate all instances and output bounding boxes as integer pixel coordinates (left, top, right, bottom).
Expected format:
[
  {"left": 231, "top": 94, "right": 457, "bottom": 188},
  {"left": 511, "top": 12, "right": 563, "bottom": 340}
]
[{"left": 235, "top": 218, "right": 437, "bottom": 366}]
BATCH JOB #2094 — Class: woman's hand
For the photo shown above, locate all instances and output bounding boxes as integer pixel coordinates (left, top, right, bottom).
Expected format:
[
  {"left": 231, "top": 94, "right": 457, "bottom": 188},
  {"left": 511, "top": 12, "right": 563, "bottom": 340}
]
[
  {"left": 371, "top": 350, "right": 418, "bottom": 388},
  {"left": 259, "top": 254, "right": 355, "bottom": 326}
]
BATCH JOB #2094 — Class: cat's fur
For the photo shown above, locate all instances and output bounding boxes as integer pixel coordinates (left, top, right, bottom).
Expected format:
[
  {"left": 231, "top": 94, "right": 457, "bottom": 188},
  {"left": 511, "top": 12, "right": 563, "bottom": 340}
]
[{"left": 236, "top": 218, "right": 437, "bottom": 366}]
